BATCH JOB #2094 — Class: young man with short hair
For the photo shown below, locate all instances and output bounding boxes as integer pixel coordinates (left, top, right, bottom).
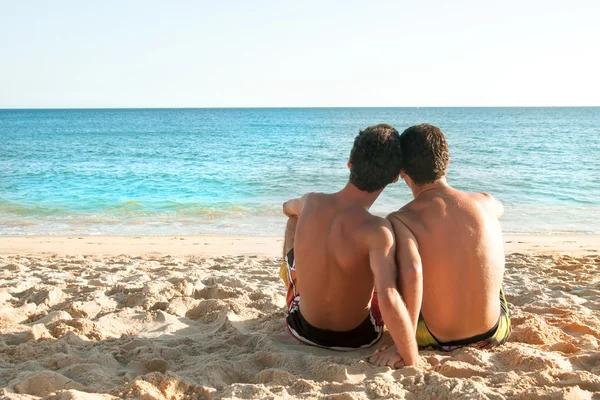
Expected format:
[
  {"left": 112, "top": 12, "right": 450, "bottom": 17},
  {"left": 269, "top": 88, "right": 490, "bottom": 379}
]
[
  {"left": 281, "top": 124, "right": 420, "bottom": 367},
  {"left": 371, "top": 123, "right": 510, "bottom": 367}
]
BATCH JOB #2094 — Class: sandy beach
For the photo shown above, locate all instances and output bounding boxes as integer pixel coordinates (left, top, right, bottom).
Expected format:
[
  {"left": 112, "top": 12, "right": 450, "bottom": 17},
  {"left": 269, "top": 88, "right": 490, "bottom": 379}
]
[{"left": 1, "top": 235, "right": 599, "bottom": 399}]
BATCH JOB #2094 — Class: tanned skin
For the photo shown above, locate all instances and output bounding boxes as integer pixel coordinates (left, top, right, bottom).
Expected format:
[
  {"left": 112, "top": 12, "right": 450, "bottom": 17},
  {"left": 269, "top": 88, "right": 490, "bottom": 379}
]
[
  {"left": 371, "top": 175, "right": 504, "bottom": 367},
  {"left": 283, "top": 181, "right": 420, "bottom": 367}
]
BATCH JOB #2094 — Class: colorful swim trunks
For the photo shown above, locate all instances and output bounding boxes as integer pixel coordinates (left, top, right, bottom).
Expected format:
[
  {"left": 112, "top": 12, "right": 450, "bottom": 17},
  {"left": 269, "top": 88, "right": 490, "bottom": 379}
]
[
  {"left": 415, "top": 289, "right": 511, "bottom": 351},
  {"left": 280, "top": 248, "right": 383, "bottom": 351}
]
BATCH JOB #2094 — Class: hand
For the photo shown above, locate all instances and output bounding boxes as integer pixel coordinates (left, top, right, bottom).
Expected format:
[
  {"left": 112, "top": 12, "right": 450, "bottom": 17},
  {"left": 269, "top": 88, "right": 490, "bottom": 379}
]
[{"left": 369, "top": 345, "right": 406, "bottom": 369}]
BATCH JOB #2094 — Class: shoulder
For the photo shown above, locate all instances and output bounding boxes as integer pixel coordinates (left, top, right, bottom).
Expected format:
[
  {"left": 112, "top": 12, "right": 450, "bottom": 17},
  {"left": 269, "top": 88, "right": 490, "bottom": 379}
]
[
  {"left": 387, "top": 210, "right": 418, "bottom": 241},
  {"left": 359, "top": 215, "right": 395, "bottom": 249},
  {"left": 469, "top": 191, "right": 500, "bottom": 203},
  {"left": 295, "top": 191, "right": 322, "bottom": 207},
  {"left": 302, "top": 191, "right": 320, "bottom": 200},
  {"left": 303, "top": 191, "right": 329, "bottom": 203},
  {"left": 474, "top": 191, "right": 502, "bottom": 206},
  {"left": 471, "top": 192, "right": 504, "bottom": 217},
  {"left": 474, "top": 191, "right": 495, "bottom": 201},
  {"left": 283, "top": 192, "right": 325, "bottom": 217},
  {"left": 387, "top": 204, "right": 417, "bottom": 230}
]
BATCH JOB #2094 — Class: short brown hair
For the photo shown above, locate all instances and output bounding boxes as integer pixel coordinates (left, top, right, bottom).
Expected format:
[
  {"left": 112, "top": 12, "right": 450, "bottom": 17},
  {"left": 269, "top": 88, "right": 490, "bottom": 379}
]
[
  {"left": 400, "top": 123, "right": 449, "bottom": 185},
  {"left": 349, "top": 124, "right": 403, "bottom": 192}
]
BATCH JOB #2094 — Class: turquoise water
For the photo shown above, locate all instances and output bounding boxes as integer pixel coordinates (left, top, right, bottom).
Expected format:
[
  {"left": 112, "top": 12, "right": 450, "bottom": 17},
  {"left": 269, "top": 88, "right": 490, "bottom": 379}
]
[{"left": 1, "top": 108, "right": 599, "bottom": 236}]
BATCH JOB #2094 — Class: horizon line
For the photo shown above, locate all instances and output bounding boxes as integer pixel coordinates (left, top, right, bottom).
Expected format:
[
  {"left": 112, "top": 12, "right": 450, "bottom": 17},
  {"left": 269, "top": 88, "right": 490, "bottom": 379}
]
[{"left": 1, "top": 105, "right": 599, "bottom": 110}]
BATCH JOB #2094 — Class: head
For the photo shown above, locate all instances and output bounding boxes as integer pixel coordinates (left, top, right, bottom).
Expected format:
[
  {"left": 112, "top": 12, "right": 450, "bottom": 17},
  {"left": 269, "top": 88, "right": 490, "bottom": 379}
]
[
  {"left": 399, "top": 123, "right": 449, "bottom": 186},
  {"left": 348, "top": 124, "right": 403, "bottom": 192}
]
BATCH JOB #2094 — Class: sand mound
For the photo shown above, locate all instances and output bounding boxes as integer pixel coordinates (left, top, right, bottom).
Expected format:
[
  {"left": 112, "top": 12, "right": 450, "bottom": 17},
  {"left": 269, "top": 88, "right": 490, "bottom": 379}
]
[{"left": 1, "top": 253, "right": 599, "bottom": 399}]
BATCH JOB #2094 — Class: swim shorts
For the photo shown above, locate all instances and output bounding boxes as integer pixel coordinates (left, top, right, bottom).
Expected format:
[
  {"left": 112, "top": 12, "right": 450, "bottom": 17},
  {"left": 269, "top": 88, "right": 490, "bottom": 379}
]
[{"left": 280, "top": 248, "right": 383, "bottom": 350}]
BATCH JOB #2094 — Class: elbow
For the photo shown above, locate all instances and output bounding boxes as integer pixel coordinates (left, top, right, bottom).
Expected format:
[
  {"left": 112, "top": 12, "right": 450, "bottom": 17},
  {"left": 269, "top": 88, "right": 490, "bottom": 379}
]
[
  {"left": 401, "top": 263, "right": 422, "bottom": 285},
  {"left": 377, "top": 288, "right": 401, "bottom": 310}
]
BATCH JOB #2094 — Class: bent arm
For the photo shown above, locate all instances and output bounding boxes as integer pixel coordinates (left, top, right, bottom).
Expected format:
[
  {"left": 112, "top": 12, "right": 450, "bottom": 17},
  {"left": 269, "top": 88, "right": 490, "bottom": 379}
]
[
  {"left": 389, "top": 216, "right": 423, "bottom": 331},
  {"left": 282, "top": 193, "right": 311, "bottom": 217},
  {"left": 368, "top": 220, "right": 419, "bottom": 366}
]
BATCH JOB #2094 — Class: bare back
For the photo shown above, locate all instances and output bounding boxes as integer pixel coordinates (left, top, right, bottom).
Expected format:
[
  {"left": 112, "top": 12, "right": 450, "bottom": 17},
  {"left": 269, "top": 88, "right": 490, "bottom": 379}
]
[
  {"left": 293, "top": 193, "right": 379, "bottom": 331},
  {"left": 390, "top": 187, "right": 505, "bottom": 342}
]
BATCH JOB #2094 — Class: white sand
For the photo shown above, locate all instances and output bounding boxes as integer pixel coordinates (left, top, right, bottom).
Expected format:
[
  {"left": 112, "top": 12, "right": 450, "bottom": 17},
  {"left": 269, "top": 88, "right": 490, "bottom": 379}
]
[{"left": 1, "top": 236, "right": 599, "bottom": 399}]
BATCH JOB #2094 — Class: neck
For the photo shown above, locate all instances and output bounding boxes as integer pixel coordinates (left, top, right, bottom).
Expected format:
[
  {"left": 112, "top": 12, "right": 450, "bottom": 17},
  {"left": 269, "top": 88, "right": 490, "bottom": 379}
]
[
  {"left": 337, "top": 182, "right": 382, "bottom": 210},
  {"left": 410, "top": 177, "right": 450, "bottom": 198}
]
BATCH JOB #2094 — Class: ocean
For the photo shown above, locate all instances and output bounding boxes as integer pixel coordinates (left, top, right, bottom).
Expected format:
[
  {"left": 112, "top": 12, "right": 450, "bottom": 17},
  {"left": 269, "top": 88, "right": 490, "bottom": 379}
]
[{"left": 1, "top": 108, "right": 598, "bottom": 236}]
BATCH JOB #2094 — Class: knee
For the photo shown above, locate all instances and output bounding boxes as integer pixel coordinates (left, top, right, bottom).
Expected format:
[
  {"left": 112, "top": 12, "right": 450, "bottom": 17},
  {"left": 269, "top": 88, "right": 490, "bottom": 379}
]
[{"left": 287, "top": 215, "right": 298, "bottom": 227}]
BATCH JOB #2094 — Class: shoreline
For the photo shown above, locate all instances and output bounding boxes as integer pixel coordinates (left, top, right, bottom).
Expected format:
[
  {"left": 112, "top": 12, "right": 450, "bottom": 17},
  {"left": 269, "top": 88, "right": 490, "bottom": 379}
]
[{"left": 1, "top": 234, "right": 598, "bottom": 257}]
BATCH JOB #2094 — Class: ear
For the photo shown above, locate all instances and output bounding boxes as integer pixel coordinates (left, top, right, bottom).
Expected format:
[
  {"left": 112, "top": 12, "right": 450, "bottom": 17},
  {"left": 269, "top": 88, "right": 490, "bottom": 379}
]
[
  {"left": 400, "top": 170, "right": 407, "bottom": 179},
  {"left": 347, "top": 160, "right": 352, "bottom": 169}
]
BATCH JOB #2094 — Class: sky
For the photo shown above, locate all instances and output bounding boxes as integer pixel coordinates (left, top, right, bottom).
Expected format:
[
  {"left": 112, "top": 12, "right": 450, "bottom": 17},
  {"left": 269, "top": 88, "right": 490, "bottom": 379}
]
[{"left": 0, "top": 1, "right": 599, "bottom": 108}]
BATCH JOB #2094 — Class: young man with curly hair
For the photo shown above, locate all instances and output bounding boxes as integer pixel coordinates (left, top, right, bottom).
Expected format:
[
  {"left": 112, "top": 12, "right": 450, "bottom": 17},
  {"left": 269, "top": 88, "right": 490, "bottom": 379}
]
[{"left": 281, "top": 124, "right": 420, "bottom": 367}]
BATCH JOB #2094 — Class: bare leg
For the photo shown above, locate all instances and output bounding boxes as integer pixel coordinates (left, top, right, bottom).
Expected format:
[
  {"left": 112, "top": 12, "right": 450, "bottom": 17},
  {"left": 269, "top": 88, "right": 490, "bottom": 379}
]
[{"left": 283, "top": 216, "right": 298, "bottom": 259}]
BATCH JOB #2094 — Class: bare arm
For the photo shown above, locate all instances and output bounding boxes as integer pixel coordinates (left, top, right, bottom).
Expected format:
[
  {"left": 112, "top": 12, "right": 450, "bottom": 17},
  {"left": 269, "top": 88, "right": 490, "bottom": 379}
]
[
  {"left": 282, "top": 193, "right": 311, "bottom": 217},
  {"left": 367, "top": 219, "right": 419, "bottom": 367},
  {"left": 389, "top": 215, "right": 423, "bottom": 331}
]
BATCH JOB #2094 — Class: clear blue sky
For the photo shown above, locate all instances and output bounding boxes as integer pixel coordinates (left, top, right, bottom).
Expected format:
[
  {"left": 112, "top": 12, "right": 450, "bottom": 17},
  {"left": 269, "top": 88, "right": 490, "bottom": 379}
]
[{"left": 1, "top": 1, "right": 599, "bottom": 108}]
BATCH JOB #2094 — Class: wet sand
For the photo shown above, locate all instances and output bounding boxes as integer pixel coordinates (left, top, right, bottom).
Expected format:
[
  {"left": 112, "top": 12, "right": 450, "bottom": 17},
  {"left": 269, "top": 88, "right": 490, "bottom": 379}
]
[{"left": 1, "top": 234, "right": 598, "bottom": 257}]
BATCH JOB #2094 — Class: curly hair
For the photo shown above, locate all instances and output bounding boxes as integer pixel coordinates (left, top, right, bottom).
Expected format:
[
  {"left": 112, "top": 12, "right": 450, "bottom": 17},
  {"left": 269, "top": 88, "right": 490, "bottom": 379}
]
[
  {"left": 349, "top": 124, "right": 403, "bottom": 192},
  {"left": 399, "top": 124, "right": 449, "bottom": 185}
]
